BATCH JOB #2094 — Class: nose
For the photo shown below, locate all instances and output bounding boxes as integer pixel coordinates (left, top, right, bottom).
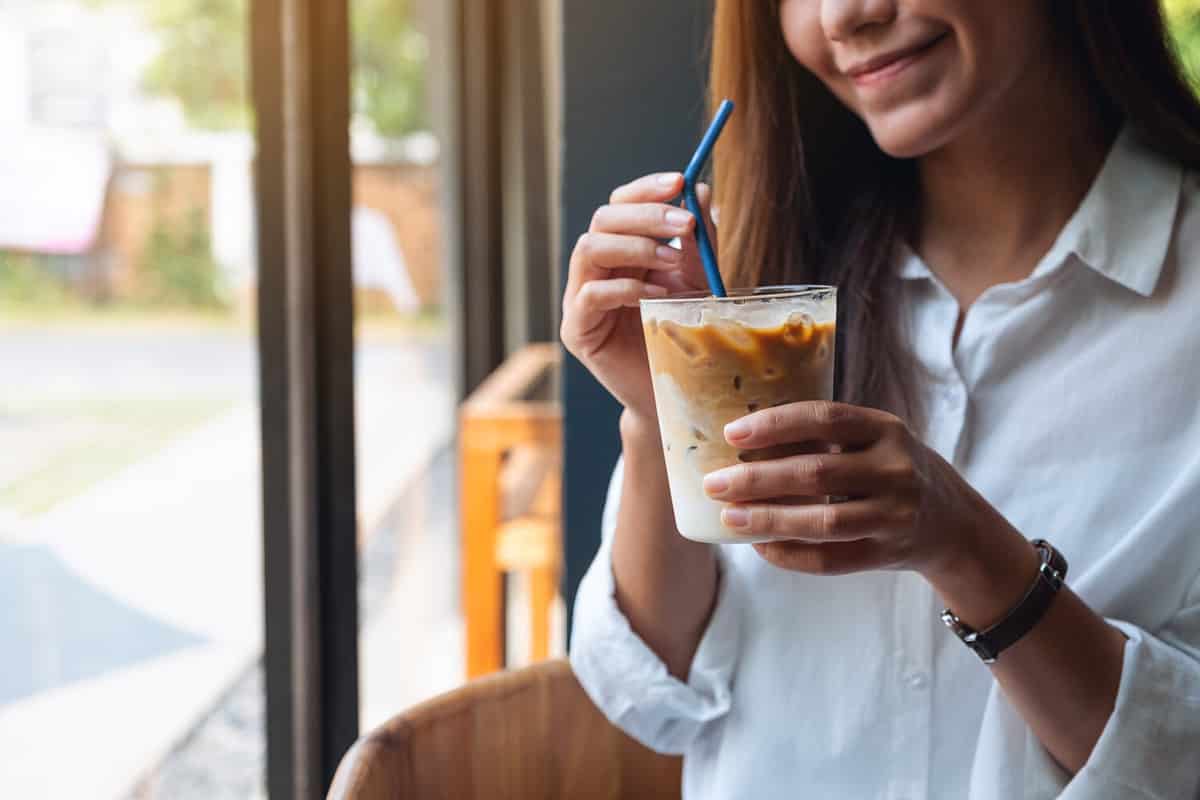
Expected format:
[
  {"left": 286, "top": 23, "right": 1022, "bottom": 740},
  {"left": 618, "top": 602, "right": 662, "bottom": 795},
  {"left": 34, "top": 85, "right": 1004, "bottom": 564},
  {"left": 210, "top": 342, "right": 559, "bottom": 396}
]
[{"left": 820, "top": 0, "right": 898, "bottom": 41}]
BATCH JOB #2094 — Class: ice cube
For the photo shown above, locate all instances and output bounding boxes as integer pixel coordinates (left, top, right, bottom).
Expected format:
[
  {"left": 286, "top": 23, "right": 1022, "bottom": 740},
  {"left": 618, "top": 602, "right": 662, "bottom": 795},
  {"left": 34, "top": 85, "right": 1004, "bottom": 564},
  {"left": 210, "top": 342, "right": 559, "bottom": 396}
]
[
  {"left": 783, "top": 312, "right": 815, "bottom": 344},
  {"left": 659, "top": 321, "right": 701, "bottom": 359},
  {"left": 709, "top": 319, "right": 755, "bottom": 350}
]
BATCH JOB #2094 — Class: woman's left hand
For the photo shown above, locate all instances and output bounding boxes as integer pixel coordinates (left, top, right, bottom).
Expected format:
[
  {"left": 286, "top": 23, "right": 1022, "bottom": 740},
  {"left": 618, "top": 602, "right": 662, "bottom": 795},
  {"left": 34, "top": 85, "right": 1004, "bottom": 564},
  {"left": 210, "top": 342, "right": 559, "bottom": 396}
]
[{"left": 702, "top": 400, "right": 1006, "bottom": 580}]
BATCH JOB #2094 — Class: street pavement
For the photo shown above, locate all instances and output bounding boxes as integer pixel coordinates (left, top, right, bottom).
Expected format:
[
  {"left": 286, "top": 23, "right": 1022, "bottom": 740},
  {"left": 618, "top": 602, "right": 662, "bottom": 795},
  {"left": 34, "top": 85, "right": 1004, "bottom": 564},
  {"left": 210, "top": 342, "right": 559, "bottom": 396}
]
[{"left": 0, "top": 321, "right": 454, "bottom": 799}]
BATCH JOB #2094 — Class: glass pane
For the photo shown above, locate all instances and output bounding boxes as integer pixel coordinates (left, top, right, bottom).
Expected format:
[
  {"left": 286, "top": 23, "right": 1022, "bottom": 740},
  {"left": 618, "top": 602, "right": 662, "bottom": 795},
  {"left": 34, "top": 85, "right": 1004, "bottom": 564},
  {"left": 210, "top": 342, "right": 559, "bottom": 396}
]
[
  {"left": 348, "top": 0, "right": 460, "bottom": 732},
  {"left": 0, "top": 0, "right": 264, "bottom": 796},
  {"left": 352, "top": 0, "right": 565, "bottom": 739}
]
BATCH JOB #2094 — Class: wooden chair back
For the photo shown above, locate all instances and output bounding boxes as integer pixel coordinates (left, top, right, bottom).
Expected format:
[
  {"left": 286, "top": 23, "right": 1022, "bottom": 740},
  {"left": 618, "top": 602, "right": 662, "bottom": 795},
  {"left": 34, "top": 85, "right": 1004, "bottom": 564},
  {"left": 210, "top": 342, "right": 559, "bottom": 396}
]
[
  {"left": 327, "top": 660, "right": 682, "bottom": 800},
  {"left": 459, "top": 343, "right": 563, "bottom": 677}
]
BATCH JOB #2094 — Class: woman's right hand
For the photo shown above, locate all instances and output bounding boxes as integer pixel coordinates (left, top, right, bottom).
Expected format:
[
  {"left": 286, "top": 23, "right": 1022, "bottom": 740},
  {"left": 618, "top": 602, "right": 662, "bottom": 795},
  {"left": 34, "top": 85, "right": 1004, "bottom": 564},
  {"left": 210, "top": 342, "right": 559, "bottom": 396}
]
[
  {"left": 560, "top": 172, "right": 715, "bottom": 422},
  {"left": 563, "top": 175, "right": 721, "bottom": 678}
]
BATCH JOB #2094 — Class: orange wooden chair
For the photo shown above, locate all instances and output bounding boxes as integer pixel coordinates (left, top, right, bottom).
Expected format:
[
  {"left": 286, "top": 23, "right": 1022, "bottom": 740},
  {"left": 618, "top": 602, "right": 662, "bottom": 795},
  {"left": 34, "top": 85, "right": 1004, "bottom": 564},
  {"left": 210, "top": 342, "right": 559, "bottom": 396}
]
[
  {"left": 327, "top": 659, "right": 682, "bottom": 800},
  {"left": 459, "top": 344, "right": 563, "bottom": 678}
]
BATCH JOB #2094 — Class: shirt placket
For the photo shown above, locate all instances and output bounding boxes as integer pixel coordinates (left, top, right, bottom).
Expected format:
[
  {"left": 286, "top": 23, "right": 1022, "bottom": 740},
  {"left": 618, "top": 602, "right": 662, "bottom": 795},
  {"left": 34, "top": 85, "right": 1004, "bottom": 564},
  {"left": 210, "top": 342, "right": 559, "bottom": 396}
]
[
  {"left": 922, "top": 283, "right": 970, "bottom": 463},
  {"left": 891, "top": 279, "right": 958, "bottom": 800},
  {"left": 889, "top": 572, "right": 935, "bottom": 800}
]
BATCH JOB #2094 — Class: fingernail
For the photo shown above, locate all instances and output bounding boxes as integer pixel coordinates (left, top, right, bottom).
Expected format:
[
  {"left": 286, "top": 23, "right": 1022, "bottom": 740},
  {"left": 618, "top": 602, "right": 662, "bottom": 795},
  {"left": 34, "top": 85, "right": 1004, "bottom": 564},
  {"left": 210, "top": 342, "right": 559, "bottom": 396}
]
[
  {"left": 722, "top": 507, "right": 750, "bottom": 529},
  {"left": 703, "top": 471, "right": 730, "bottom": 497},
  {"left": 665, "top": 209, "right": 693, "bottom": 229},
  {"left": 642, "top": 284, "right": 669, "bottom": 297},
  {"left": 658, "top": 173, "right": 681, "bottom": 186},
  {"left": 725, "top": 419, "right": 751, "bottom": 442},
  {"left": 657, "top": 245, "right": 683, "bottom": 262}
]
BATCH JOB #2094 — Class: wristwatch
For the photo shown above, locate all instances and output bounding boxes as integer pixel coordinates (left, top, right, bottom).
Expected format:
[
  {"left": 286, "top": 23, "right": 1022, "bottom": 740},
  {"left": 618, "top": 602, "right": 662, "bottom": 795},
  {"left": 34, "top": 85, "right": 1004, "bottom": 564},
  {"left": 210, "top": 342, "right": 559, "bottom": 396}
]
[{"left": 940, "top": 539, "right": 1068, "bottom": 664}]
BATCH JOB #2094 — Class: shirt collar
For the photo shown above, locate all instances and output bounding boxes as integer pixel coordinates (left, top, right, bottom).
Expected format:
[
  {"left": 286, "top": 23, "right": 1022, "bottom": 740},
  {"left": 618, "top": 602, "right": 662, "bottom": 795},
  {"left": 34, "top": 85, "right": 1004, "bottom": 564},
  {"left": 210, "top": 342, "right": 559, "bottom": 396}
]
[{"left": 897, "top": 127, "right": 1184, "bottom": 297}]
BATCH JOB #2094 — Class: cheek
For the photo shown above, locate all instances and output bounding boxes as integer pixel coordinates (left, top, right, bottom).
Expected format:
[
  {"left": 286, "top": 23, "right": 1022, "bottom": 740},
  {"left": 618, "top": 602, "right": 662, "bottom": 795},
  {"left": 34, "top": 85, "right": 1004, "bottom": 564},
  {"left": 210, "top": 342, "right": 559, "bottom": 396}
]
[
  {"left": 932, "top": 5, "right": 1047, "bottom": 125},
  {"left": 932, "top": 1, "right": 1053, "bottom": 95},
  {"left": 779, "top": 1, "right": 854, "bottom": 107}
]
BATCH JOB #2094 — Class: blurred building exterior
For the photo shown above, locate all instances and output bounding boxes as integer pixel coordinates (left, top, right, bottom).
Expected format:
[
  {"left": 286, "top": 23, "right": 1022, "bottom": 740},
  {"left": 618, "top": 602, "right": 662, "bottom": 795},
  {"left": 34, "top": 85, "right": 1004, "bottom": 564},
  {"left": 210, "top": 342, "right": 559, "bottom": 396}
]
[{"left": 0, "top": 0, "right": 439, "bottom": 314}]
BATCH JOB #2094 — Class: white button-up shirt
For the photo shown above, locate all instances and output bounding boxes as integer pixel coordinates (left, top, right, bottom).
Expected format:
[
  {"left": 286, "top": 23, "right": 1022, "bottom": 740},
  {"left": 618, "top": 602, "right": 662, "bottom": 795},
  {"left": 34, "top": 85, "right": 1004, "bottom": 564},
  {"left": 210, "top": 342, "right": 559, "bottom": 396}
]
[{"left": 570, "top": 129, "right": 1200, "bottom": 799}]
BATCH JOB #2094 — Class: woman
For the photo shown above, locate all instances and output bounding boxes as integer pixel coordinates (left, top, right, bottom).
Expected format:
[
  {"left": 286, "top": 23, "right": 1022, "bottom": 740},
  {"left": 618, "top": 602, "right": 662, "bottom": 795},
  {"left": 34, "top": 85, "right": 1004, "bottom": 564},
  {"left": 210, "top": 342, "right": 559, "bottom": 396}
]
[{"left": 561, "top": 1, "right": 1200, "bottom": 797}]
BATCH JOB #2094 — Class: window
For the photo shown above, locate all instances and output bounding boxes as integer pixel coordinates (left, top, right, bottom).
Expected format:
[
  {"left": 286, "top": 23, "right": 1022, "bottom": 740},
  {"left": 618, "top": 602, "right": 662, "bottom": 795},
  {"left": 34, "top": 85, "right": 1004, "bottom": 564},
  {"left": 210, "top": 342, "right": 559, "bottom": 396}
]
[
  {"left": 0, "top": 1, "right": 264, "bottom": 796},
  {"left": 348, "top": 0, "right": 459, "bottom": 731},
  {"left": 1, "top": 0, "right": 570, "bottom": 795}
]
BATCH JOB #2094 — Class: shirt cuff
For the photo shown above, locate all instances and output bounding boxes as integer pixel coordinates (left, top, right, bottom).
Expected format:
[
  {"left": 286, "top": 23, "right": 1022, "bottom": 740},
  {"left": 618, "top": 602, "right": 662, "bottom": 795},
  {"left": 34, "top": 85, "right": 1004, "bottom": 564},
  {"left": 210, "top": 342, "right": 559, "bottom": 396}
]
[
  {"left": 1057, "top": 619, "right": 1200, "bottom": 799},
  {"left": 569, "top": 538, "right": 741, "bottom": 755}
]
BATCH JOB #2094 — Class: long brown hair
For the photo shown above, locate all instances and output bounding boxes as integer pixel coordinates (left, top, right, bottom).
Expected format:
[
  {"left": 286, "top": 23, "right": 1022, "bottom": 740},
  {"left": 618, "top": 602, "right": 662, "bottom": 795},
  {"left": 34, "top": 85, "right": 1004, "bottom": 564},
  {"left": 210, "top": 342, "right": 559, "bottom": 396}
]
[{"left": 710, "top": 1, "right": 1200, "bottom": 419}]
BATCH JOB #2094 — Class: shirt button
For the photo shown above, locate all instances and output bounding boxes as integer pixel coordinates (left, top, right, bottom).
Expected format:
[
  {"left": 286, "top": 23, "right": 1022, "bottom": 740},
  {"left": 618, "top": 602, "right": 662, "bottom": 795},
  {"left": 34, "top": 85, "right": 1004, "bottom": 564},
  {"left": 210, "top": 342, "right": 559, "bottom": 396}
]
[{"left": 905, "top": 672, "right": 929, "bottom": 691}]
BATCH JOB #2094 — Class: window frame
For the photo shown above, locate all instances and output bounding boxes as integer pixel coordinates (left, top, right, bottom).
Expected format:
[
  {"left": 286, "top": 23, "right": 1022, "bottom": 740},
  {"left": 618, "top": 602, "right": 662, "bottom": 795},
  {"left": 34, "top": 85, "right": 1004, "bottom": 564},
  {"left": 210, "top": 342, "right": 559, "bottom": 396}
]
[{"left": 251, "top": 0, "right": 360, "bottom": 796}]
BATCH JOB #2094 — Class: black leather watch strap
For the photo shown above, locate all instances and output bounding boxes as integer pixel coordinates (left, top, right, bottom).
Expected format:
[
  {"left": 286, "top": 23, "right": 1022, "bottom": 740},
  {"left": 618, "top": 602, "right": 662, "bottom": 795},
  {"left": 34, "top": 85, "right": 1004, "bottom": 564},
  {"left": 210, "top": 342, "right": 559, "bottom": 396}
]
[{"left": 940, "top": 539, "right": 1068, "bottom": 664}]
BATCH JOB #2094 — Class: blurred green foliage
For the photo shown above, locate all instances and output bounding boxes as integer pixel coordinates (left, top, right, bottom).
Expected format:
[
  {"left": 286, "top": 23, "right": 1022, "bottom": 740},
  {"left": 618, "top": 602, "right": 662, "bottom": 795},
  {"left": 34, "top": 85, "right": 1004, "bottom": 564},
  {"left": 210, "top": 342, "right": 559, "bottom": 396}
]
[
  {"left": 1167, "top": 0, "right": 1200, "bottom": 87},
  {"left": 0, "top": 253, "right": 76, "bottom": 308},
  {"left": 143, "top": 0, "right": 251, "bottom": 130},
  {"left": 135, "top": 208, "right": 228, "bottom": 309},
  {"left": 88, "top": 0, "right": 428, "bottom": 137},
  {"left": 1, "top": 211, "right": 228, "bottom": 313},
  {"left": 353, "top": 0, "right": 429, "bottom": 139}
]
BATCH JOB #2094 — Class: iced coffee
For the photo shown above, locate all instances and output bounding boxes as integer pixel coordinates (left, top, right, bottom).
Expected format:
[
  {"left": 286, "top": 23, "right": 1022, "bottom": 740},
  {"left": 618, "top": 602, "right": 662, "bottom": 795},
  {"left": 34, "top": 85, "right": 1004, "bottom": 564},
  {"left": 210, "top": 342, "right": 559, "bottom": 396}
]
[{"left": 640, "top": 286, "right": 837, "bottom": 544}]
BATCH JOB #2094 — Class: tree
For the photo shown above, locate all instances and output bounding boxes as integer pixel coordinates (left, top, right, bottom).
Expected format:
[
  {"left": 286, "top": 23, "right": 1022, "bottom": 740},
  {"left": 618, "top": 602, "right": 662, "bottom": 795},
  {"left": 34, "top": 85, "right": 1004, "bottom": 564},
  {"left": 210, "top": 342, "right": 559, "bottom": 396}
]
[
  {"left": 89, "top": 0, "right": 428, "bottom": 137},
  {"left": 353, "top": 0, "right": 429, "bottom": 139},
  {"left": 145, "top": 0, "right": 250, "bottom": 130},
  {"left": 1166, "top": 0, "right": 1200, "bottom": 89}
]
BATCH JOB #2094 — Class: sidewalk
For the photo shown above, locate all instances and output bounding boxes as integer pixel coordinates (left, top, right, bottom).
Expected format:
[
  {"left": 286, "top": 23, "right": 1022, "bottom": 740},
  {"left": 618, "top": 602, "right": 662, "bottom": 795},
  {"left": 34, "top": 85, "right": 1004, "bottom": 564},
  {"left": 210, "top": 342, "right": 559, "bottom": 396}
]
[{"left": 0, "top": 337, "right": 453, "bottom": 799}]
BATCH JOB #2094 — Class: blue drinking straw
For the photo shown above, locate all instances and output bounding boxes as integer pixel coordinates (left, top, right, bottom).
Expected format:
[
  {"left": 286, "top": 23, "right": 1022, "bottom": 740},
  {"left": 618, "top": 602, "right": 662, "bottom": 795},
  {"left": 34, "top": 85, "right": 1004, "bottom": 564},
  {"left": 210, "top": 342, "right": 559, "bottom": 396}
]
[{"left": 683, "top": 99, "right": 734, "bottom": 298}]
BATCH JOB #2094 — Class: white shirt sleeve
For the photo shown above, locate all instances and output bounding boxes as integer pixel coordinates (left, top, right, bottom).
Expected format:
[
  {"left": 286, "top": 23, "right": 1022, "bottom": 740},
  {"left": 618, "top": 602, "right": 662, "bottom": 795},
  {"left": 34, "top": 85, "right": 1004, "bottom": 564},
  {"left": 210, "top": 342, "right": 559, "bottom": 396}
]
[
  {"left": 1057, "top": 587, "right": 1200, "bottom": 799},
  {"left": 568, "top": 456, "right": 743, "bottom": 755},
  {"left": 971, "top": 572, "right": 1200, "bottom": 800}
]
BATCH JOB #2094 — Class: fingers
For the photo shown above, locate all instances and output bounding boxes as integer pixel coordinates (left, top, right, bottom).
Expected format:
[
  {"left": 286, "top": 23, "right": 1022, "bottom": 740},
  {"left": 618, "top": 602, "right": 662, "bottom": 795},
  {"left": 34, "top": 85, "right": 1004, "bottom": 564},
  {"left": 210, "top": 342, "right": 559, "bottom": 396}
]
[
  {"left": 645, "top": 268, "right": 702, "bottom": 295},
  {"left": 563, "top": 278, "right": 667, "bottom": 346},
  {"left": 726, "top": 401, "right": 900, "bottom": 450},
  {"left": 559, "top": 280, "right": 672, "bottom": 352},
  {"left": 703, "top": 451, "right": 917, "bottom": 503},
  {"left": 610, "top": 172, "right": 685, "bottom": 204},
  {"left": 575, "top": 278, "right": 669, "bottom": 315},
  {"left": 752, "top": 539, "right": 890, "bottom": 576},
  {"left": 565, "top": 173, "right": 711, "bottom": 317},
  {"left": 561, "top": 276, "right": 669, "bottom": 355},
  {"left": 590, "top": 202, "right": 695, "bottom": 238},
  {"left": 572, "top": 232, "right": 685, "bottom": 274},
  {"left": 720, "top": 498, "right": 900, "bottom": 542}
]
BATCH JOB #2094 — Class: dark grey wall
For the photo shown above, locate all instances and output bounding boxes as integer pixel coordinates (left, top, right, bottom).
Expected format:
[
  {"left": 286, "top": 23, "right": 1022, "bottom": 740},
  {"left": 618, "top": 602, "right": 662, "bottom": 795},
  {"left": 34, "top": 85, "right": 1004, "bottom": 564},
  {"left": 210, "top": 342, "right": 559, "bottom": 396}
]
[{"left": 560, "top": 1, "right": 713, "bottom": 629}]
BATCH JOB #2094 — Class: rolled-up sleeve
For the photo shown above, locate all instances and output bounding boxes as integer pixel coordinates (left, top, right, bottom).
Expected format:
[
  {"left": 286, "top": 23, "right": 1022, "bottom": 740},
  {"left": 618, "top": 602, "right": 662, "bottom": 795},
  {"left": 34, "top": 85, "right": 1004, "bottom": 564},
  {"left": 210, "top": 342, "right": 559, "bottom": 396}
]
[
  {"left": 568, "top": 457, "right": 742, "bottom": 755},
  {"left": 969, "top": 577, "right": 1200, "bottom": 800},
  {"left": 1057, "top": 601, "right": 1200, "bottom": 799}
]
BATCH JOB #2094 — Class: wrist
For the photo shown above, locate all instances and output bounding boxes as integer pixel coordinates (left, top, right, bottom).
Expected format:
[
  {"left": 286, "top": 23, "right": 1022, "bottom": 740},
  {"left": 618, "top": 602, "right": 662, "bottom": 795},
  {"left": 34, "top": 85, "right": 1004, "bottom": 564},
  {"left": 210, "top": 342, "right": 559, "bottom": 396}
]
[
  {"left": 619, "top": 407, "right": 662, "bottom": 450},
  {"left": 923, "top": 513, "right": 1041, "bottom": 632}
]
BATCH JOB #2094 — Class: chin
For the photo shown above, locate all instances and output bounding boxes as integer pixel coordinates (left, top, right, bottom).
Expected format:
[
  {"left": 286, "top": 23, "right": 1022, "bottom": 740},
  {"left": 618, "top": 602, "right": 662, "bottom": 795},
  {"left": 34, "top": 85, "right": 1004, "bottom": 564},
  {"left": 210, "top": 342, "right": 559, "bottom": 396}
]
[{"left": 860, "top": 102, "right": 961, "bottom": 160}]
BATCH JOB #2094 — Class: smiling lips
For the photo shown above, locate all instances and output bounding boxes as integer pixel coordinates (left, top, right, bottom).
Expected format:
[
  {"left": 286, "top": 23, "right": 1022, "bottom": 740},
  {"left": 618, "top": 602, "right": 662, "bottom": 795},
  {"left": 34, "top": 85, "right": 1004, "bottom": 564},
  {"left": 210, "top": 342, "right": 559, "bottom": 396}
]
[{"left": 844, "top": 33, "right": 948, "bottom": 87}]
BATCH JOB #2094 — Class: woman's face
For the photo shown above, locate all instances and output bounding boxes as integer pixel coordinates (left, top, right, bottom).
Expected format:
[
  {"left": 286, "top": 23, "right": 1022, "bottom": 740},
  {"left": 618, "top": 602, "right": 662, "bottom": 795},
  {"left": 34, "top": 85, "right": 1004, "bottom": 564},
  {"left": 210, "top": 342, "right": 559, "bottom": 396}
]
[{"left": 780, "top": 0, "right": 1058, "bottom": 158}]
